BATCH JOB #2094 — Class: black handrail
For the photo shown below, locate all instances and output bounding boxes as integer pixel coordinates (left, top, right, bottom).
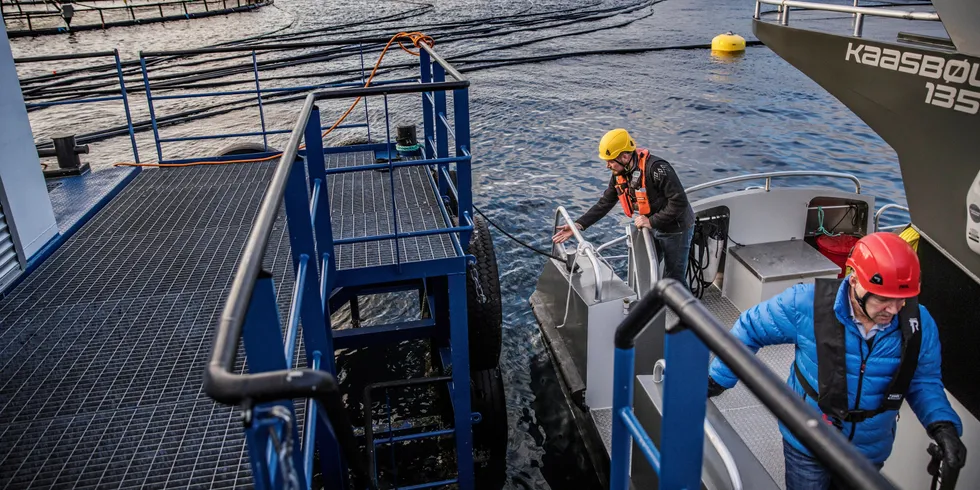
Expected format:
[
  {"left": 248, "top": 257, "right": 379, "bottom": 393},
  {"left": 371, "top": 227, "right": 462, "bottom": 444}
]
[{"left": 614, "top": 279, "right": 896, "bottom": 490}]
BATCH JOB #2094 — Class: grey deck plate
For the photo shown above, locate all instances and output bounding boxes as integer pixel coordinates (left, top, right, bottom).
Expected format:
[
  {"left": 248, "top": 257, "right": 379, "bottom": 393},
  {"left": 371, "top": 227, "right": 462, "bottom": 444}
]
[
  {"left": 0, "top": 162, "right": 300, "bottom": 489},
  {"left": 700, "top": 285, "right": 793, "bottom": 489}
]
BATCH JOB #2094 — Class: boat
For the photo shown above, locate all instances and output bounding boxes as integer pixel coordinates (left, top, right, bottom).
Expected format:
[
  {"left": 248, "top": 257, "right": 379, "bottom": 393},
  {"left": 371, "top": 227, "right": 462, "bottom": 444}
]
[{"left": 530, "top": 1, "right": 980, "bottom": 489}]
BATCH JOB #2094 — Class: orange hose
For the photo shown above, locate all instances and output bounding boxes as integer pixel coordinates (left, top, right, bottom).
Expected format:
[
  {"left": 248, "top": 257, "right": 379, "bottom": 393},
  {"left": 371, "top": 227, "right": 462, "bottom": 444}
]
[{"left": 115, "top": 31, "right": 434, "bottom": 168}]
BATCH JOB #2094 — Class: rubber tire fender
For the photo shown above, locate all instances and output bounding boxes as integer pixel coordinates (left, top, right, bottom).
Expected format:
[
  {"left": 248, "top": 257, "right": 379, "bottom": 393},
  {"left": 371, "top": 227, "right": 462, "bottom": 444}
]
[{"left": 471, "top": 367, "right": 508, "bottom": 490}]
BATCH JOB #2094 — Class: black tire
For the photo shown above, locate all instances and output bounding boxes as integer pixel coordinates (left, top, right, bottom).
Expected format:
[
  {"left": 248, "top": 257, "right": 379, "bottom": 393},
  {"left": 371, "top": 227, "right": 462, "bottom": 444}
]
[
  {"left": 471, "top": 367, "right": 508, "bottom": 490},
  {"left": 431, "top": 169, "right": 459, "bottom": 216},
  {"left": 464, "top": 215, "right": 503, "bottom": 371},
  {"left": 213, "top": 142, "right": 275, "bottom": 157}
]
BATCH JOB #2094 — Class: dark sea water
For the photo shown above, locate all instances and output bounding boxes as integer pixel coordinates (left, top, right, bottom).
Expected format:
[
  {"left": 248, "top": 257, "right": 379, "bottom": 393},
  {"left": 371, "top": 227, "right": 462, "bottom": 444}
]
[{"left": 9, "top": 1, "right": 918, "bottom": 488}]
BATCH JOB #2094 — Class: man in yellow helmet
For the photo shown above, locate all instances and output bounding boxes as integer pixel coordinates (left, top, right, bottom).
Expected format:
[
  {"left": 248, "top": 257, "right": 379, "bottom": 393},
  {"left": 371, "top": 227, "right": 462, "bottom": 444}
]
[{"left": 553, "top": 128, "right": 695, "bottom": 285}]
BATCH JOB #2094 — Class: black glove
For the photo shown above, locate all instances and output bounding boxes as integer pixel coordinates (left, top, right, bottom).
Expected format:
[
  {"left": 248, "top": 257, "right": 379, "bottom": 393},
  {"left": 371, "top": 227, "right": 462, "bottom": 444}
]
[
  {"left": 927, "top": 421, "right": 967, "bottom": 470},
  {"left": 707, "top": 377, "right": 727, "bottom": 398}
]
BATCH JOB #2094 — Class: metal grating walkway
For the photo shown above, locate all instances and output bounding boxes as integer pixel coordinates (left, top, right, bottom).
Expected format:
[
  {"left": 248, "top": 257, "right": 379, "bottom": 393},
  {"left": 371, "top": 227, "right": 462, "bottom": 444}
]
[
  {"left": 0, "top": 162, "right": 299, "bottom": 489},
  {"left": 326, "top": 151, "right": 457, "bottom": 270}
]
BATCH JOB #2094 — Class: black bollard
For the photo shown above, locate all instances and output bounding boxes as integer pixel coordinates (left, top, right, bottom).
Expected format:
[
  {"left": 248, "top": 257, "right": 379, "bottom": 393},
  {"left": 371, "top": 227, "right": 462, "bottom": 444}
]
[
  {"left": 38, "top": 134, "right": 90, "bottom": 178},
  {"left": 395, "top": 124, "right": 420, "bottom": 157}
]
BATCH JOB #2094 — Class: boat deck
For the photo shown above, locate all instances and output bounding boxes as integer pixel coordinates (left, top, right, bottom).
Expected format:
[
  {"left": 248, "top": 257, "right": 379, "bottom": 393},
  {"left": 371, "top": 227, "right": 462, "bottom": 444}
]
[
  {"left": 0, "top": 149, "right": 456, "bottom": 488},
  {"left": 590, "top": 285, "right": 793, "bottom": 489}
]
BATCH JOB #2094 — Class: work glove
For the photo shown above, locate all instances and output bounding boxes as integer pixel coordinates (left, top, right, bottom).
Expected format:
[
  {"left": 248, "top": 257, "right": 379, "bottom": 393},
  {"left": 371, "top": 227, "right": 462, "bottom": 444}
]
[
  {"left": 927, "top": 421, "right": 967, "bottom": 470},
  {"left": 707, "top": 377, "right": 727, "bottom": 398}
]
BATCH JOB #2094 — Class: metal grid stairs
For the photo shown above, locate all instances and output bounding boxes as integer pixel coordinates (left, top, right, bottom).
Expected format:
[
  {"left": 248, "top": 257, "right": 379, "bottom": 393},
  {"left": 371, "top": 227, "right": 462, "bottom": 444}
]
[
  {"left": 0, "top": 162, "right": 298, "bottom": 489},
  {"left": 327, "top": 151, "right": 457, "bottom": 271}
]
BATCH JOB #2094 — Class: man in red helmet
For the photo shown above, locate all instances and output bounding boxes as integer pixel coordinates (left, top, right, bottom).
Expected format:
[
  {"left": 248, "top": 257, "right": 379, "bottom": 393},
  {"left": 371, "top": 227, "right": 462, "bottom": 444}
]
[{"left": 706, "top": 232, "right": 966, "bottom": 489}]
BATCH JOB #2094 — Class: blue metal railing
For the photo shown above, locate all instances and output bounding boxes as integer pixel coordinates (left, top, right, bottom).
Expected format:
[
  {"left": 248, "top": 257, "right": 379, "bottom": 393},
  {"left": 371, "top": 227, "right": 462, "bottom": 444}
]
[
  {"left": 205, "top": 40, "right": 479, "bottom": 490},
  {"left": 16, "top": 50, "right": 140, "bottom": 164},
  {"left": 609, "top": 279, "right": 897, "bottom": 490},
  {"left": 138, "top": 39, "right": 420, "bottom": 164}
]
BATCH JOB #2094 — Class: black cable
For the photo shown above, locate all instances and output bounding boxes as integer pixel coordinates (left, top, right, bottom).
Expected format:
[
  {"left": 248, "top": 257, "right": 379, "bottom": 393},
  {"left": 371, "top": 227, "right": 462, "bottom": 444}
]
[
  {"left": 473, "top": 205, "right": 561, "bottom": 260},
  {"left": 829, "top": 206, "right": 855, "bottom": 234}
]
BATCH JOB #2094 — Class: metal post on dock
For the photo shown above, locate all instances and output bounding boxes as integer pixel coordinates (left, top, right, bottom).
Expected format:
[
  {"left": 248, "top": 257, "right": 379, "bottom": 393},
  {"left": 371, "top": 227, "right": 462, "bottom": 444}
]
[
  {"left": 114, "top": 50, "right": 140, "bottom": 163},
  {"left": 241, "top": 274, "right": 308, "bottom": 490},
  {"left": 419, "top": 48, "right": 434, "bottom": 159},
  {"left": 128, "top": 5, "right": 134, "bottom": 19},
  {"left": 304, "top": 106, "right": 335, "bottom": 283},
  {"left": 282, "top": 150, "right": 336, "bottom": 374},
  {"left": 139, "top": 54, "right": 165, "bottom": 163},
  {"left": 358, "top": 43, "right": 371, "bottom": 142},
  {"left": 251, "top": 51, "right": 268, "bottom": 151},
  {"left": 433, "top": 63, "right": 449, "bottom": 200},
  {"left": 452, "top": 88, "right": 472, "bottom": 245},
  {"left": 448, "top": 272, "right": 475, "bottom": 490},
  {"left": 382, "top": 94, "right": 401, "bottom": 272}
]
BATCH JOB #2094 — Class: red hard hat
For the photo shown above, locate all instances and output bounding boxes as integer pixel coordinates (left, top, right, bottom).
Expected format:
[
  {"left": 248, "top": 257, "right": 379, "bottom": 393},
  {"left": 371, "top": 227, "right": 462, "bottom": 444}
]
[{"left": 845, "top": 232, "right": 920, "bottom": 298}]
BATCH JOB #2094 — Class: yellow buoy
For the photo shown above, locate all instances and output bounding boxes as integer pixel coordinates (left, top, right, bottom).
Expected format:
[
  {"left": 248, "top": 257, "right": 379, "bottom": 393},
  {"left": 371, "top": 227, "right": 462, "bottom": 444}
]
[{"left": 711, "top": 31, "right": 746, "bottom": 53}]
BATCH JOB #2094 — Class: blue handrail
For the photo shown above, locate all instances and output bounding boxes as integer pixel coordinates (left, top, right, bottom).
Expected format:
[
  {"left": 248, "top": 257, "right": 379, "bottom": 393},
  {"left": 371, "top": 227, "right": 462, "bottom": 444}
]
[
  {"left": 610, "top": 278, "right": 897, "bottom": 490},
  {"left": 16, "top": 49, "right": 140, "bottom": 163}
]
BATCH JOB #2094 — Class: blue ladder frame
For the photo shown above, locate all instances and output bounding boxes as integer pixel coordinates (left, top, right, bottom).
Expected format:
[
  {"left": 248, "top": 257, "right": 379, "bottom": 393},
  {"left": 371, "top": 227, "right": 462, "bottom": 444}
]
[{"left": 204, "top": 39, "right": 480, "bottom": 490}]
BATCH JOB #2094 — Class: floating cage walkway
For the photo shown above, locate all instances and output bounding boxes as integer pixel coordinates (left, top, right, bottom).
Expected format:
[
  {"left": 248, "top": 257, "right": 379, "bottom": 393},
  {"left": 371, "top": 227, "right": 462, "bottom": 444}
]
[{"left": 2, "top": 0, "right": 272, "bottom": 38}]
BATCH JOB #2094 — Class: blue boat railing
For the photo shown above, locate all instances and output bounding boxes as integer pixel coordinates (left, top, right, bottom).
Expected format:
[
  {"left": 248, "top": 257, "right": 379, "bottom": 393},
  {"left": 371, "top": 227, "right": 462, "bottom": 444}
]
[
  {"left": 610, "top": 278, "right": 897, "bottom": 490},
  {"left": 16, "top": 49, "right": 140, "bottom": 163},
  {"left": 138, "top": 38, "right": 422, "bottom": 164},
  {"left": 205, "top": 39, "right": 477, "bottom": 490}
]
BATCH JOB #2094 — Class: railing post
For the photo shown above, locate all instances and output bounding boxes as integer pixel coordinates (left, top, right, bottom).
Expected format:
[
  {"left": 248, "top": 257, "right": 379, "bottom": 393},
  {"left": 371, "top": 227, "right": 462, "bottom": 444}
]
[
  {"left": 658, "top": 324, "right": 710, "bottom": 490},
  {"left": 610, "top": 346, "right": 637, "bottom": 490},
  {"left": 853, "top": 12, "right": 864, "bottom": 37},
  {"left": 252, "top": 50, "right": 269, "bottom": 151},
  {"left": 283, "top": 151, "right": 336, "bottom": 374},
  {"left": 241, "top": 272, "right": 308, "bottom": 490},
  {"left": 358, "top": 43, "right": 371, "bottom": 142},
  {"left": 139, "top": 53, "right": 165, "bottom": 163},
  {"left": 114, "top": 49, "right": 140, "bottom": 163},
  {"left": 781, "top": 4, "right": 790, "bottom": 25},
  {"left": 420, "top": 48, "right": 434, "bottom": 158},
  {"left": 453, "top": 88, "right": 472, "bottom": 246},
  {"left": 382, "top": 94, "right": 401, "bottom": 272},
  {"left": 433, "top": 63, "right": 449, "bottom": 199},
  {"left": 448, "top": 272, "right": 475, "bottom": 490},
  {"left": 305, "top": 106, "right": 335, "bottom": 282}
]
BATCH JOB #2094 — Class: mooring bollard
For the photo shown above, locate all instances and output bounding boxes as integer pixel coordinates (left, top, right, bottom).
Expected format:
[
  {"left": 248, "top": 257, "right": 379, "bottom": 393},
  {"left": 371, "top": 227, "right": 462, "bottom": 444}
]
[{"left": 37, "top": 134, "right": 91, "bottom": 177}]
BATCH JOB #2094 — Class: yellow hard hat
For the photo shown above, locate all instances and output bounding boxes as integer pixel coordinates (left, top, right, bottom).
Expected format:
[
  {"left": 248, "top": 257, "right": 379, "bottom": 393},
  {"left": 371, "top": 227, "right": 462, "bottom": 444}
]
[{"left": 598, "top": 129, "right": 636, "bottom": 161}]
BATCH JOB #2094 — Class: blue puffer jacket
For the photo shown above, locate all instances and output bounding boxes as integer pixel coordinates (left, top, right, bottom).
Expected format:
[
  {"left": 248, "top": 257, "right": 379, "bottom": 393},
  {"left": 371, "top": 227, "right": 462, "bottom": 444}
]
[{"left": 709, "top": 278, "right": 962, "bottom": 464}]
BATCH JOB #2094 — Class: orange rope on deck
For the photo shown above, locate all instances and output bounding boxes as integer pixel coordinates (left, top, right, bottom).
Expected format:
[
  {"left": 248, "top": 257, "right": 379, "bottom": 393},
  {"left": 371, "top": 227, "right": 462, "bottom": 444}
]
[{"left": 114, "top": 31, "right": 434, "bottom": 168}]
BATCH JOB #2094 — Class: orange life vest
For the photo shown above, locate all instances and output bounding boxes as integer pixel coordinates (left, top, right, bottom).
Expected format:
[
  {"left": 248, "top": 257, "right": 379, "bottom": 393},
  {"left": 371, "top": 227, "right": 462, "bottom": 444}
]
[{"left": 615, "top": 149, "right": 651, "bottom": 218}]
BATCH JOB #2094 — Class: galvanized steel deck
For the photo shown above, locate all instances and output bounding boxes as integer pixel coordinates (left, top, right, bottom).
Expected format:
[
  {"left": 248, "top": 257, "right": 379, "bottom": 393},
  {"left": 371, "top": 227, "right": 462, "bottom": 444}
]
[{"left": 0, "top": 150, "right": 455, "bottom": 488}]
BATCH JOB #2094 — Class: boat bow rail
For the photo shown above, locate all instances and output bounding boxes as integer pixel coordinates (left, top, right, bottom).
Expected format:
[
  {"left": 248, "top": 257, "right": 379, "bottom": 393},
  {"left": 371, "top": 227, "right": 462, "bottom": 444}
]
[
  {"left": 609, "top": 279, "right": 897, "bottom": 490},
  {"left": 754, "top": 0, "right": 940, "bottom": 37},
  {"left": 204, "top": 41, "right": 484, "bottom": 490}
]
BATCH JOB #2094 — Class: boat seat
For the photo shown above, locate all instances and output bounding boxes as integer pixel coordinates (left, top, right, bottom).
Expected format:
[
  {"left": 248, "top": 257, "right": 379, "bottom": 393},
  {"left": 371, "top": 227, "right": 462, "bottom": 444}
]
[{"left": 725, "top": 240, "right": 841, "bottom": 312}]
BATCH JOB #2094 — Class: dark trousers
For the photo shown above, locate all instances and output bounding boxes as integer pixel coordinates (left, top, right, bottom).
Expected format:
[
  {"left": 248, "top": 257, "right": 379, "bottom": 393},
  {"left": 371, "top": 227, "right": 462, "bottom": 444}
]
[
  {"left": 784, "top": 439, "right": 883, "bottom": 490},
  {"left": 654, "top": 225, "right": 694, "bottom": 286}
]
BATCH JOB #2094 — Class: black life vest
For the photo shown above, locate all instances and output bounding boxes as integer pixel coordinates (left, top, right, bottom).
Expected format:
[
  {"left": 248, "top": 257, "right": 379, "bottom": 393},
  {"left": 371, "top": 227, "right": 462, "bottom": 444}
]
[{"left": 794, "top": 278, "right": 922, "bottom": 424}]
